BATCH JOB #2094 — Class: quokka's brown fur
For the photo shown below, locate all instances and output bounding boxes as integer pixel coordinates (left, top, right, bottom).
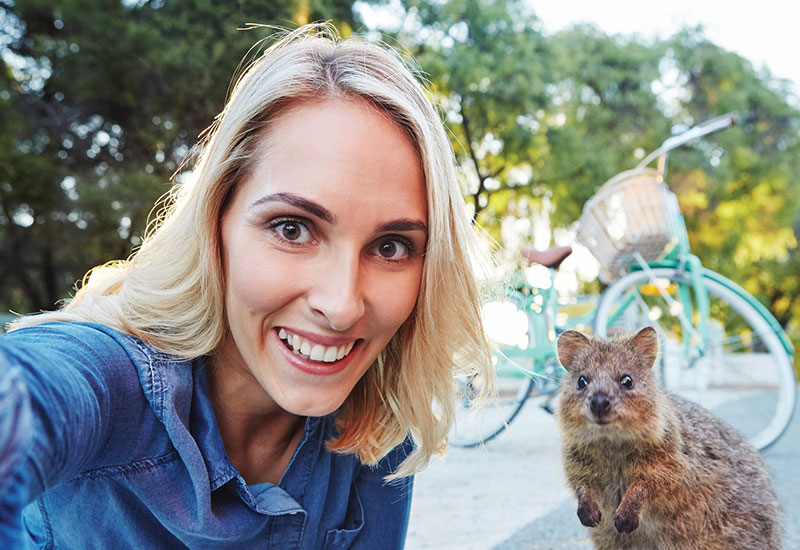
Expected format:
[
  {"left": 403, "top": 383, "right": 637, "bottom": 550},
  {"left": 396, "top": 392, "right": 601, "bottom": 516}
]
[{"left": 556, "top": 327, "right": 782, "bottom": 550}]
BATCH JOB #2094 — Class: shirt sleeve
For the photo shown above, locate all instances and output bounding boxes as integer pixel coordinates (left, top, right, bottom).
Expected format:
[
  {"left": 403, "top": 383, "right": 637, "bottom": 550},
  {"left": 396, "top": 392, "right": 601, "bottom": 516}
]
[
  {"left": 0, "top": 366, "right": 33, "bottom": 549},
  {"left": 0, "top": 323, "right": 137, "bottom": 505},
  {"left": 351, "top": 439, "right": 415, "bottom": 550}
]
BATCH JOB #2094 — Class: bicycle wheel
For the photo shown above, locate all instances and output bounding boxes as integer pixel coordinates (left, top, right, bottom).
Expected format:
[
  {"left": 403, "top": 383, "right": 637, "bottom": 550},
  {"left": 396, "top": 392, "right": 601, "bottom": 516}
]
[
  {"left": 449, "top": 294, "right": 552, "bottom": 447},
  {"left": 449, "top": 365, "right": 536, "bottom": 448},
  {"left": 594, "top": 267, "right": 796, "bottom": 450}
]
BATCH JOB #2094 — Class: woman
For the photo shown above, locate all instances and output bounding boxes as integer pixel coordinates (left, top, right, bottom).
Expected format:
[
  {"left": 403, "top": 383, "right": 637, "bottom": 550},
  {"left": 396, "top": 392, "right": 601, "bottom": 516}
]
[{"left": 0, "top": 23, "right": 492, "bottom": 549}]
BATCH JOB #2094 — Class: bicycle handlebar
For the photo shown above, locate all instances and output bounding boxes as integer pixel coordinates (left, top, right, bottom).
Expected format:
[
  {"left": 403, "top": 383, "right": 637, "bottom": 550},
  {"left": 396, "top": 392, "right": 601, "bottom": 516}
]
[
  {"left": 661, "top": 113, "right": 737, "bottom": 151},
  {"left": 637, "top": 113, "right": 737, "bottom": 169}
]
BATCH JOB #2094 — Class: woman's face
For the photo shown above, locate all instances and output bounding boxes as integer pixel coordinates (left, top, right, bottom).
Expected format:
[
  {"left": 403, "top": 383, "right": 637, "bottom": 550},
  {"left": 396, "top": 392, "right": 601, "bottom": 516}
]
[{"left": 218, "top": 98, "right": 427, "bottom": 417}]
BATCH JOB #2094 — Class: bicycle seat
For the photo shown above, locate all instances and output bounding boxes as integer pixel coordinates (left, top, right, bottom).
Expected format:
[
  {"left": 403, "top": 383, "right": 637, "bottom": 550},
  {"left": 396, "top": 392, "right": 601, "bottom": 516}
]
[{"left": 522, "top": 246, "right": 572, "bottom": 269}]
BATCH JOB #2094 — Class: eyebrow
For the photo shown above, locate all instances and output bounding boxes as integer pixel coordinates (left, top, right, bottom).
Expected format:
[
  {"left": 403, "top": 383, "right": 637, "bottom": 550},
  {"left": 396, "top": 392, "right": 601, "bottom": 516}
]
[
  {"left": 250, "top": 193, "right": 335, "bottom": 224},
  {"left": 250, "top": 192, "right": 427, "bottom": 234},
  {"left": 377, "top": 219, "right": 428, "bottom": 235}
]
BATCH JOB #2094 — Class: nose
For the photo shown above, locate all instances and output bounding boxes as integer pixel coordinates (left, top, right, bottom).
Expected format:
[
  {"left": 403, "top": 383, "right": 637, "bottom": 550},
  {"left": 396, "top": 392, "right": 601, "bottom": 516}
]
[
  {"left": 590, "top": 392, "right": 611, "bottom": 416},
  {"left": 306, "top": 251, "right": 366, "bottom": 331}
]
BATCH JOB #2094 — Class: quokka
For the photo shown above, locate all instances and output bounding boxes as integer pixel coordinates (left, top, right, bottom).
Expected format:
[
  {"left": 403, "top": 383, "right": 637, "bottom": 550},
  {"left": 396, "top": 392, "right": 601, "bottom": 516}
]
[{"left": 556, "top": 327, "right": 782, "bottom": 550}]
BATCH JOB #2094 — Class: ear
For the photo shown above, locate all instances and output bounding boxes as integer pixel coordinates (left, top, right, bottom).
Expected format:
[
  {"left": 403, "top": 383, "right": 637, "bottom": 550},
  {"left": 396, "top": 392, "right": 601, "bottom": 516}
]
[
  {"left": 557, "top": 330, "right": 591, "bottom": 372},
  {"left": 631, "top": 326, "right": 659, "bottom": 369}
]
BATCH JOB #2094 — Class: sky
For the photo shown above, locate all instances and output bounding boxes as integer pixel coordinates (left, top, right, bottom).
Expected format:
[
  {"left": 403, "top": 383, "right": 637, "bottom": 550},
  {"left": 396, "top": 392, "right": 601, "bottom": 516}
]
[{"left": 532, "top": 0, "right": 800, "bottom": 94}]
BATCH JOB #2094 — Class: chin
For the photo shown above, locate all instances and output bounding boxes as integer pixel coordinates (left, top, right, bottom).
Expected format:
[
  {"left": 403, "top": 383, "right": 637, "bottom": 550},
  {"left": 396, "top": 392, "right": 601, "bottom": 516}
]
[{"left": 279, "top": 392, "right": 348, "bottom": 418}]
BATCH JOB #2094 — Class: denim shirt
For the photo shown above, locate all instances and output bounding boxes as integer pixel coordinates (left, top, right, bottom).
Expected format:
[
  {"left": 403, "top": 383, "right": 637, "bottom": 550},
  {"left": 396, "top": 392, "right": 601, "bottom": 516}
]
[{"left": 0, "top": 322, "right": 413, "bottom": 549}]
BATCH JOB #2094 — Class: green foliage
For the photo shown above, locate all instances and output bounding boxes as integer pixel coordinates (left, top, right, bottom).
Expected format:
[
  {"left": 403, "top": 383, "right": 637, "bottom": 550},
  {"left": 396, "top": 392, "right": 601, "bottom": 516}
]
[
  {"left": 386, "top": 5, "right": 800, "bottom": 350},
  {"left": 2, "top": 1, "right": 799, "bottom": 363},
  {"left": 0, "top": 0, "right": 360, "bottom": 311},
  {"left": 389, "top": 2, "right": 675, "bottom": 231},
  {"left": 397, "top": 0, "right": 552, "bottom": 219}
]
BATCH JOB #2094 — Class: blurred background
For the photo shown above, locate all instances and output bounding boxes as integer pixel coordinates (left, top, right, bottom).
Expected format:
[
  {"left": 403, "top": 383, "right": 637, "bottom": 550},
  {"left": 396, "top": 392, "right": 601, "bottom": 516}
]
[{"left": 1, "top": 0, "right": 798, "bottom": 362}]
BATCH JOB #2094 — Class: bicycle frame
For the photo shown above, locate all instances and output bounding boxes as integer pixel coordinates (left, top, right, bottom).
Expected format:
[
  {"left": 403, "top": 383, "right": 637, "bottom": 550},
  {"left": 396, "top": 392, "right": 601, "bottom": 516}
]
[
  {"left": 617, "top": 115, "right": 733, "bottom": 361},
  {"left": 602, "top": 112, "right": 793, "bottom": 363},
  {"left": 493, "top": 269, "right": 560, "bottom": 377},
  {"left": 493, "top": 265, "right": 599, "bottom": 387},
  {"left": 455, "top": 113, "right": 795, "bottom": 449}
]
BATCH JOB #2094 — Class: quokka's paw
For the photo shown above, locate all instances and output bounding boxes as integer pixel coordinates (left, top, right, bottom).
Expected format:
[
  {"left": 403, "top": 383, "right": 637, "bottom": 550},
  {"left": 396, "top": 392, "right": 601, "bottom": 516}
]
[
  {"left": 613, "top": 509, "right": 639, "bottom": 534},
  {"left": 577, "top": 500, "right": 601, "bottom": 528}
]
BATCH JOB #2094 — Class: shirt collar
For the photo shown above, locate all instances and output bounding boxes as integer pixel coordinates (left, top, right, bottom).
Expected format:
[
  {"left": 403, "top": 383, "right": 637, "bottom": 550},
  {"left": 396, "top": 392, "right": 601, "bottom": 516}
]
[
  {"left": 189, "top": 359, "right": 238, "bottom": 490},
  {"left": 137, "top": 346, "right": 329, "bottom": 509},
  {"left": 189, "top": 358, "right": 327, "bottom": 493}
]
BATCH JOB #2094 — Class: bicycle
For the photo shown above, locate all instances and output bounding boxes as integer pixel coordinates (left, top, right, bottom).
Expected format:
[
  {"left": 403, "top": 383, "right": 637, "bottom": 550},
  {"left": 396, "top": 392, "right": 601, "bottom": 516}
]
[{"left": 451, "top": 114, "right": 797, "bottom": 450}]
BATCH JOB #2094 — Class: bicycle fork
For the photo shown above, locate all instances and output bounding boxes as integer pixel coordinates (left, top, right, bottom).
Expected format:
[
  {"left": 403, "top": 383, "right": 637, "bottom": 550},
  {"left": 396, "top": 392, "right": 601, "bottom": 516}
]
[{"left": 632, "top": 252, "right": 710, "bottom": 367}]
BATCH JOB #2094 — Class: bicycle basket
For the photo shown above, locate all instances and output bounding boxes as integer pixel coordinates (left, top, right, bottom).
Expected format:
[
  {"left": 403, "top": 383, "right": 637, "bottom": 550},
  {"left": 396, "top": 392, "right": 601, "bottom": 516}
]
[{"left": 576, "top": 168, "right": 681, "bottom": 283}]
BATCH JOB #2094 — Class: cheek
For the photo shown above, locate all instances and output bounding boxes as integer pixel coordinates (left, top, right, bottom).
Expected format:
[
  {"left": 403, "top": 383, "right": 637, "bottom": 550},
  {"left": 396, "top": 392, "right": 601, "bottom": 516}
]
[
  {"left": 371, "top": 267, "right": 423, "bottom": 331},
  {"left": 223, "top": 230, "right": 297, "bottom": 318},
  {"left": 226, "top": 254, "right": 273, "bottom": 311},
  {"left": 617, "top": 393, "right": 657, "bottom": 428},
  {"left": 558, "top": 391, "right": 588, "bottom": 429}
]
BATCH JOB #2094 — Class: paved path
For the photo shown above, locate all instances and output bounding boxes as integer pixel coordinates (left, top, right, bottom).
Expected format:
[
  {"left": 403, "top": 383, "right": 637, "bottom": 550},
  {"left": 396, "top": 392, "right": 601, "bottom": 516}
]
[{"left": 406, "top": 388, "right": 799, "bottom": 550}]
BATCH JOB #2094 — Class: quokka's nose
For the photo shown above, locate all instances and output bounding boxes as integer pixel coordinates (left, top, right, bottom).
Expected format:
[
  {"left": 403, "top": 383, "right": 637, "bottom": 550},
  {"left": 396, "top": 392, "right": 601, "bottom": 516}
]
[{"left": 590, "top": 393, "right": 611, "bottom": 416}]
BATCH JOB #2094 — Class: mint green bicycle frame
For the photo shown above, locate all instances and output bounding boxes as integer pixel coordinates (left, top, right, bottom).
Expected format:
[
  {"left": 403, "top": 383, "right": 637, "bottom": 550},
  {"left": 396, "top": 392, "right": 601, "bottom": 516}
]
[
  {"left": 493, "top": 268, "right": 596, "bottom": 382},
  {"left": 466, "top": 113, "right": 794, "bottom": 450},
  {"left": 604, "top": 193, "right": 793, "bottom": 360}
]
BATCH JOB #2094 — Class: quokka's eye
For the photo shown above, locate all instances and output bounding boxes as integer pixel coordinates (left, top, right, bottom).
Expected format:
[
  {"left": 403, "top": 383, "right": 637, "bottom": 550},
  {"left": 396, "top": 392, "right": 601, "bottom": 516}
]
[
  {"left": 577, "top": 375, "right": 589, "bottom": 390},
  {"left": 620, "top": 374, "right": 634, "bottom": 389}
]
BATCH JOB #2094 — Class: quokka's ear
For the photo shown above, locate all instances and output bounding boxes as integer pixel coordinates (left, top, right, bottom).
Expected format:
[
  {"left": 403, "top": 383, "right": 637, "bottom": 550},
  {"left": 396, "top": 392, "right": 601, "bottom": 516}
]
[
  {"left": 631, "top": 326, "right": 659, "bottom": 369},
  {"left": 557, "top": 330, "right": 591, "bottom": 371}
]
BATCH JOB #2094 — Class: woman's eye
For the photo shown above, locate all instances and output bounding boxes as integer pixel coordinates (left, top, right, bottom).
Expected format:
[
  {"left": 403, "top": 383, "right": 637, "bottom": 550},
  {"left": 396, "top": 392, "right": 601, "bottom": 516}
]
[
  {"left": 577, "top": 375, "right": 589, "bottom": 390},
  {"left": 620, "top": 374, "right": 634, "bottom": 389},
  {"left": 374, "top": 239, "right": 410, "bottom": 261},
  {"left": 271, "top": 220, "right": 312, "bottom": 244}
]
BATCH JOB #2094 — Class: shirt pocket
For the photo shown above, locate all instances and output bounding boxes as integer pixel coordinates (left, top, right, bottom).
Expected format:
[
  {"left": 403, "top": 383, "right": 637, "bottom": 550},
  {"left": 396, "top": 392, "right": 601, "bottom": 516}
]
[{"left": 323, "top": 483, "right": 364, "bottom": 549}]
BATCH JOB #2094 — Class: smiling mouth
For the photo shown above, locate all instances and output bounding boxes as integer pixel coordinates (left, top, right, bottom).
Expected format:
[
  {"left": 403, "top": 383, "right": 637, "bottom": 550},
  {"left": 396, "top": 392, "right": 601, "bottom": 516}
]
[{"left": 277, "top": 328, "right": 358, "bottom": 363}]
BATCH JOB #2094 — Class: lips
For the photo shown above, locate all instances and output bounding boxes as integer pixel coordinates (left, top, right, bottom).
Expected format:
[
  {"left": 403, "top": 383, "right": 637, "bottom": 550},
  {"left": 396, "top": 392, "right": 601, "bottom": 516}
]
[
  {"left": 273, "top": 328, "right": 362, "bottom": 377},
  {"left": 277, "top": 328, "right": 357, "bottom": 363}
]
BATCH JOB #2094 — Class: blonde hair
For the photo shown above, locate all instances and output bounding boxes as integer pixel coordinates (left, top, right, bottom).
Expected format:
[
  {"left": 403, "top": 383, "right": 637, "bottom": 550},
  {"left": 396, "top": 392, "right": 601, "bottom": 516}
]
[{"left": 11, "top": 23, "right": 492, "bottom": 477}]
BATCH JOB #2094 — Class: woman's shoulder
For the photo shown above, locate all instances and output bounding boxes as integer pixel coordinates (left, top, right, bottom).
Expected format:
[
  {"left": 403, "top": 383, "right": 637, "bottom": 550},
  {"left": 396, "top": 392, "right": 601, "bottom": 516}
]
[
  {"left": 2, "top": 321, "right": 178, "bottom": 367},
  {"left": 0, "top": 321, "right": 180, "bottom": 401},
  {"left": 4, "top": 320, "right": 128, "bottom": 345},
  {"left": 2, "top": 321, "right": 201, "bottom": 409},
  {"left": 2, "top": 320, "right": 124, "bottom": 360}
]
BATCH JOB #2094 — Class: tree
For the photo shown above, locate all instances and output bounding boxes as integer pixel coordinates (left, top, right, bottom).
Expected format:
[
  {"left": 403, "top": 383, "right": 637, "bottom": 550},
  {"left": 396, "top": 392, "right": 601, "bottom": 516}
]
[
  {"left": 385, "top": 4, "right": 800, "bottom": 350},
  {"left": 664, "top": 28, "right": 800, "bottom": 335},
  {"left": 0, "top": 0, "right": 361, "bottom": 312},
  {"left": 3, "top": 2, "right": 799, "bottom": 358},
  {"left": 394, "top": 0, "right": 553, "bottom": 223}
]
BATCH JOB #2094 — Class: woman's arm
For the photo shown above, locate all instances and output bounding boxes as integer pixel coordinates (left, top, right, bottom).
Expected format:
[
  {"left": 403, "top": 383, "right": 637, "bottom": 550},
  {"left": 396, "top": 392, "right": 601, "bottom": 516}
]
[
  {"left": 0, "top": 323, "right": 140, "bottom": 543},
  {"left": 0, "top": 366, "right": 33, "bottom": 549}
]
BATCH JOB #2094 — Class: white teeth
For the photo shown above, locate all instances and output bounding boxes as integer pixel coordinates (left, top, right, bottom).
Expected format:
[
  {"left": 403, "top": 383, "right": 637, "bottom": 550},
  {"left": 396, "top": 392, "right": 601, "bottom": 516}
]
[
  {"left": 278, "top": 329, "right": 357, "bottom": 363},
  {"left": 323, "top": 347, "right": 338, "bottom": 362},
  {"left": 309, "top": 345, "right": 325, "bottom": 361}
]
